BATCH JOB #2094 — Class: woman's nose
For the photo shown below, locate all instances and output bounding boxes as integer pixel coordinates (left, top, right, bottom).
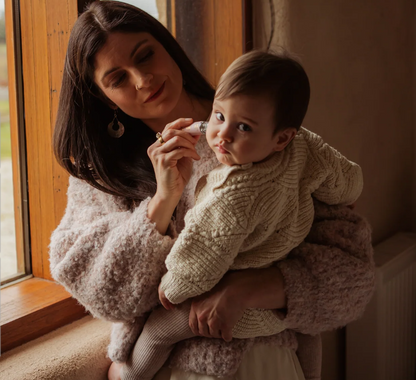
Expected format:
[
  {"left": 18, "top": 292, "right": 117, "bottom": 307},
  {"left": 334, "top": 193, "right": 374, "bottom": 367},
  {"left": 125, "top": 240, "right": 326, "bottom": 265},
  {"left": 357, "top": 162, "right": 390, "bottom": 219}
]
[
  {"left": 135, "top": 72, "right": 153, "bottom": 90},
  {"left": 217, "top": 124, "right": 233, "bottom": 142}
]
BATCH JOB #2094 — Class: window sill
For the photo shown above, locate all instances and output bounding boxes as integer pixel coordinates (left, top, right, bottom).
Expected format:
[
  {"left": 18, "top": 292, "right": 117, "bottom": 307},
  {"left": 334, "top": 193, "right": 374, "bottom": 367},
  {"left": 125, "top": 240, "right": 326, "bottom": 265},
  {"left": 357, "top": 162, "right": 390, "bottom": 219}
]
[{"left": 1, "top": 277, "right": 87, "bottom": 353}]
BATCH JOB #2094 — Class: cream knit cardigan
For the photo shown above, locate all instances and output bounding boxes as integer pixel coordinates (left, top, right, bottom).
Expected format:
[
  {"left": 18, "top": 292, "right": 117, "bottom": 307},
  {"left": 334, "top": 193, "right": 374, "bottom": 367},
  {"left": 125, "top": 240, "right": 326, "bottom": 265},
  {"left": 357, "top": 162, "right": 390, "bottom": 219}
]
[
  {"left": 160, "top": 128, "right": 363, "bottom": 332},
  {"left": 49, "top": 131, "right": 373, "bottom": 378}
]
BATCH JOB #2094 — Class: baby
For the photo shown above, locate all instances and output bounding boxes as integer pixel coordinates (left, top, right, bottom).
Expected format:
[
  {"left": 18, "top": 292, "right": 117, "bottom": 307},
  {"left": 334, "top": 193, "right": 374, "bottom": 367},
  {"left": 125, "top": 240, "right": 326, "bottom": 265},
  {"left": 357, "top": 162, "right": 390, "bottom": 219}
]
[{"left": 120, "top": 50, "right": 363, "bottom": 380}]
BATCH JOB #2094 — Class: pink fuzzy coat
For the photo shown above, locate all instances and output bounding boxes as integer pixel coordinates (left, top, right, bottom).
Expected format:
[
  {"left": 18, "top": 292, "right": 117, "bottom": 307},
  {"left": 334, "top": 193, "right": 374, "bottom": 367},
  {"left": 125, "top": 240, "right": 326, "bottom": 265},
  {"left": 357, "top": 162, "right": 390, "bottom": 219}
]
[{"left": 49, "top": 137, "right": 375, "bottom": 378}]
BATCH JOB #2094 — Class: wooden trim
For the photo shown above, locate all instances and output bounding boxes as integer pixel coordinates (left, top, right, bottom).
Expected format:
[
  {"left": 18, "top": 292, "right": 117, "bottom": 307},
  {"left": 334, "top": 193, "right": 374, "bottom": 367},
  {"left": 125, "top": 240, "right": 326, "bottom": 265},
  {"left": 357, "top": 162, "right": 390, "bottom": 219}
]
[
  {"left": 173, "top": 0, "right": 244, "bottom": 86},
  {"left": 0, "top": 278, "right": 87, "bottom": 353},
  {"left": 170, "top": 0, "right": 176, "bottom": 37},
  {"left": 19, "top": 0, "right": 76, "bottom": 280},
  {"left": 212, "top": 0, "right": 244, "bottom": 84}
]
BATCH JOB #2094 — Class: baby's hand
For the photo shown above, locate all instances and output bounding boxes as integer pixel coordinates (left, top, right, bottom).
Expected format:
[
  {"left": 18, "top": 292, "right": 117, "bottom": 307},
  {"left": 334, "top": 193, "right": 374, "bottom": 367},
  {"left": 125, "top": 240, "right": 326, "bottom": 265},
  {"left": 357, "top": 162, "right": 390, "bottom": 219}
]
[
  {"left": 347, "top": 202, "right": 356, "bottom": 210},
  {"left": 158, "top": 284, "right": 175, "bottom": 310}
]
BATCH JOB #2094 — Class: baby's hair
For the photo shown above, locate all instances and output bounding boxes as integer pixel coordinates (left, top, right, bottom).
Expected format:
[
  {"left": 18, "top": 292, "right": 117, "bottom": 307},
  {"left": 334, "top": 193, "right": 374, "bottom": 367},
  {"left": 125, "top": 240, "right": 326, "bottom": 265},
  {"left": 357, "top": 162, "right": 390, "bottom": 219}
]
[{"left": 216, "top": 50, "right": 310, "bottom": 133}]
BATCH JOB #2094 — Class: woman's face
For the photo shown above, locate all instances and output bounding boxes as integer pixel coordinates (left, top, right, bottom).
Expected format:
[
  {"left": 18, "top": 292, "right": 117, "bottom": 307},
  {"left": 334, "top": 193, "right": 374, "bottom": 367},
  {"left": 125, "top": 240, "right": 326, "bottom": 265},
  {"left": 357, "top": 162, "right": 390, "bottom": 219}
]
[{"left": 93, "top": 32, "right": 183, "bottom": 123}]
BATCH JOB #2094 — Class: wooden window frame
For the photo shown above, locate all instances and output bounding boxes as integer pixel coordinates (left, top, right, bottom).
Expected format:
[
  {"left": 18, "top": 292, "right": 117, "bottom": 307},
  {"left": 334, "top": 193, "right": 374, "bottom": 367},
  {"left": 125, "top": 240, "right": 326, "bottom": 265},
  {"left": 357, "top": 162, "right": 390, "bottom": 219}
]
[
  {"left": 1, "top": 0, "right": 87, "bottom": 354},
  {"left": 1, "top": 0, "right": 252, "bottom": 354},
  {"left": 1, "top": 0, "right": 30, "bottom": 286}
]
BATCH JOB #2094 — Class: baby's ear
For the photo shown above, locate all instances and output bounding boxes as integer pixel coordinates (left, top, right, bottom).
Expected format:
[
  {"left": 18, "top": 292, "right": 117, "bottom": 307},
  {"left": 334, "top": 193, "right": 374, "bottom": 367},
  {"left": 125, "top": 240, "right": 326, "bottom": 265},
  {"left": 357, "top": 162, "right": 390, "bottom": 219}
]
[{"left": 273, "top": 128, "right": 297, "bottom": 152}]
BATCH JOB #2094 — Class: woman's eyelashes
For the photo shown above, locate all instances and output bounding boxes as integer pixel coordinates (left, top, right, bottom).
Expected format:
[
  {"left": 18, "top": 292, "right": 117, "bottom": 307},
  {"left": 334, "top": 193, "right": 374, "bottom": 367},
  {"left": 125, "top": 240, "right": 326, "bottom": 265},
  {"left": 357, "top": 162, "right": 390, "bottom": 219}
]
[
  {"left": 111, "top": 73, "right": 126, "bottom": 89},
  {"left": 134, "top": 49, "right": 154, "bottom": 65}
]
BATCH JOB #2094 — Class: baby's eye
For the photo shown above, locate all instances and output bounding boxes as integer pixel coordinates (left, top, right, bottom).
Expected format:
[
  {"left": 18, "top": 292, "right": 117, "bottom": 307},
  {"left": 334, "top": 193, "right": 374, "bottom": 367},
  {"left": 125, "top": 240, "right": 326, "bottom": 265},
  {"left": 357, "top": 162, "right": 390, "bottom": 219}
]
[
  {"left": 215, "top": 112, "right": 225, "bottom": 122},
  {"left": 237, "top": 123, "right": 251, "bottom": 132}
]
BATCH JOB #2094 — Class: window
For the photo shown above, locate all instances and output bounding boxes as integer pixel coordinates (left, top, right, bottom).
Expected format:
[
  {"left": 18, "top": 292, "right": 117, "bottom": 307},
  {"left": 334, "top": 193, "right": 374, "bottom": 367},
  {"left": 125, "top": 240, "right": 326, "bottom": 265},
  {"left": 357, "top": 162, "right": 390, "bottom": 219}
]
[
  {"left": 0, "top": 0, "right": 85, "bottom": 354},
  {"left": 0, "top": 0, "right": 18, "bottom": 282},
  {"left": 110, "top": 0, "right": 171, "bottom": 30},
  {"left": 0, "top": 0, "right": 30, "bottom": 287}
]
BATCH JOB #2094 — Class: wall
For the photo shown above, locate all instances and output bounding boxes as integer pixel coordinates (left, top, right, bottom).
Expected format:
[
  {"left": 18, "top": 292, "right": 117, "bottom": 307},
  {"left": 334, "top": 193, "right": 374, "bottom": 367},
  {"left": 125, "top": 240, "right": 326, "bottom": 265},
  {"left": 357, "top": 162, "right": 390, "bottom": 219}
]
[
  {"left": 253, "top": 0, "right": 415, "bottom": 379},
  {"left": 254, "top": 0, "right": 415, "bottom": 244}
]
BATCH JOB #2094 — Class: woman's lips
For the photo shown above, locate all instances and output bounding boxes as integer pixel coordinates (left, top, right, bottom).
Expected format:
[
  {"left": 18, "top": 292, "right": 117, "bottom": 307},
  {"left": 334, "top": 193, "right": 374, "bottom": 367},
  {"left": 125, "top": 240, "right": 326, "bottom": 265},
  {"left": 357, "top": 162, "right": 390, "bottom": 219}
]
[{"left": 144, "top": 82, "right": 165, "bottom": 103}]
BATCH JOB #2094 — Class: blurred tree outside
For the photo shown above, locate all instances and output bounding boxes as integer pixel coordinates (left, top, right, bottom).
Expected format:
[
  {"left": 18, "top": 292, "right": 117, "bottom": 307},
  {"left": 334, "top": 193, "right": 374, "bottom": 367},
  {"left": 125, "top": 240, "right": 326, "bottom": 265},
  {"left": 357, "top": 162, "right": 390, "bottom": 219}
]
[
  {"left": 0, "top": 8, "right": 10, "bottom": 159},
  {"left": 0, "top": 12, "right": 5, "bottom": 43},
  {"left": 1, "top": 2, "right": 16, "bottom": 283}
]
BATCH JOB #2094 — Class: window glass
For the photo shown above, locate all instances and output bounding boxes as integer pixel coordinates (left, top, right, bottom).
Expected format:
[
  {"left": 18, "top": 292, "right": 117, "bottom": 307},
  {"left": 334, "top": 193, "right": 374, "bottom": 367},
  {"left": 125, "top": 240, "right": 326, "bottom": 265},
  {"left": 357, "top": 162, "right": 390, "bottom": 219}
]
[
  {"left": 0, "top": 0, "right": 18, "bottom": 282},
  {"left": 111, "top": 0, "right": 163, "bottom": 25}
]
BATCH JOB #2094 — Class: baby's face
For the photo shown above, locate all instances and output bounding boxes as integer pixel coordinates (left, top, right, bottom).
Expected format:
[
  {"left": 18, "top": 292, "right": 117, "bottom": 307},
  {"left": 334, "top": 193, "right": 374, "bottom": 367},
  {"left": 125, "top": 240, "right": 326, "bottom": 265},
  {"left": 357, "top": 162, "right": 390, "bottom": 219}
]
[{"left": 206, "top": 94, "right": 283, "bottom": 166}]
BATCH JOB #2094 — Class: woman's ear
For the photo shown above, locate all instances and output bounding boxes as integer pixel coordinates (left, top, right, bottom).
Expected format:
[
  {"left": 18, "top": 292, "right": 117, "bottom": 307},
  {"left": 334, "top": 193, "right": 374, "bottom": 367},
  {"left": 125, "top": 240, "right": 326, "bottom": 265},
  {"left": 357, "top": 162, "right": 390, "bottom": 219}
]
[
  {"left": 273, "top": 128, "right": 297, "bottom": 152},
  {"left": 99, "top": 94, "right": 118, "bottom": 110},
  {"left": 93, "top": 86, "right": 118, "bottom": 110},
  {"left": 105, "top": 99, "right": 118, "bottom": 110}
]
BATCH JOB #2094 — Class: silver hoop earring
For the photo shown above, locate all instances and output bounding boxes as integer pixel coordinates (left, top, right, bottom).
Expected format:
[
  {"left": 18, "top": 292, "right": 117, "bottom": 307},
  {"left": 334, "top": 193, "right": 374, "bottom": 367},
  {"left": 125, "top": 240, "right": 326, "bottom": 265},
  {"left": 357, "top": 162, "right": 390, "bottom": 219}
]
[
  {"left": 107, "top": 110, "right": 125, "bottom": 138},
  {"left": 135, "top": 84, "right": 141, "bottom": 91}
]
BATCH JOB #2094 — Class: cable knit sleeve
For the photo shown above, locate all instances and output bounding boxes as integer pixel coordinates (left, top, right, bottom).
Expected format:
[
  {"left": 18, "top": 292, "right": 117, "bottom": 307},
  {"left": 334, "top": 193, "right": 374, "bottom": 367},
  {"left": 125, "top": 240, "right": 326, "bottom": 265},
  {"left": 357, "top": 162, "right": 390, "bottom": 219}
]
[
  {"left": 277, "top": 199, "right": 375, "bottom": 334},
  {"left": 301, "top": 128, "right": 363, "bottom": 205},
  {"left": 49, "top": 176, "right": 177, "bottom": 323},
  {"left": 160, "top": 188, "right": 258, "bottom": 304}
]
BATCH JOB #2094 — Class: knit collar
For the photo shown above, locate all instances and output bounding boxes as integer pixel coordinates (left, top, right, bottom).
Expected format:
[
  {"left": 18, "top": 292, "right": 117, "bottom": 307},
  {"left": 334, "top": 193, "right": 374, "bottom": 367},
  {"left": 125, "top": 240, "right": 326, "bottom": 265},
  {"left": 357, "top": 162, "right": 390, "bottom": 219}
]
[{"left": 205, "top": 143, "right": 295, "bottom": 191}]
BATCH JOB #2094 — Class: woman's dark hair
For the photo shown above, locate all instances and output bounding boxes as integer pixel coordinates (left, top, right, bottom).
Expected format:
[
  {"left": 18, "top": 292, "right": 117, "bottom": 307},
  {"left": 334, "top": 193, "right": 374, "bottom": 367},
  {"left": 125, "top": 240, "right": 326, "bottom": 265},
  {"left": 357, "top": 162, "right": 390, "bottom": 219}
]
[
  {"left": 53, "top": 1, "right": 215, "bottom": 206},
  {"left": 216, "top": 50, "right": 310, "bottom": 134}
]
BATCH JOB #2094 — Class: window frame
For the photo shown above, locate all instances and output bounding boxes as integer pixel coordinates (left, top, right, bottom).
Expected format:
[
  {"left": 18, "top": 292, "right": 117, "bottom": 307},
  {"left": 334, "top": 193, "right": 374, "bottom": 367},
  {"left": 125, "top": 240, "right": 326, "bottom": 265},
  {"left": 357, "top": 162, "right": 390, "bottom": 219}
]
[
  {"left": 1, "top": 0, "right": 31, "bottom": 286},
  {"left": 1, "top": 0, "right": 252, "bottom": 353}
]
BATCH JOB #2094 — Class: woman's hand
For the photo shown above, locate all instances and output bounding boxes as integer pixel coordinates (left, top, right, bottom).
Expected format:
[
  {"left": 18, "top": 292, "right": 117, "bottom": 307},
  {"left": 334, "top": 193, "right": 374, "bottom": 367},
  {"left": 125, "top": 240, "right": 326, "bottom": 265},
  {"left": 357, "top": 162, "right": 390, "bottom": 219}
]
[
  {"left": 147, "top": 118, "right": 200, "bottom": 234},
  {"left": 189, "top": 267, "right": 287, "bottom": 342},
  {"left": 189, "top": 282, "right": 245, "bottom": 342},
  {"left": 148, "top": 118, "right": 200, "bottom": 200}
]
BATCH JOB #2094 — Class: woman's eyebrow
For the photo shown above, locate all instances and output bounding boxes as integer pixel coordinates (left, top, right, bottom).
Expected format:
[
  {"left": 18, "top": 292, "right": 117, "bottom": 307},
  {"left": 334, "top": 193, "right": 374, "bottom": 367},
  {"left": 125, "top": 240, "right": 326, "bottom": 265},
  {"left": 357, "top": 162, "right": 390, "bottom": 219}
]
[{"left": 101, "top": 39, "right": 149, "bottom": 82}]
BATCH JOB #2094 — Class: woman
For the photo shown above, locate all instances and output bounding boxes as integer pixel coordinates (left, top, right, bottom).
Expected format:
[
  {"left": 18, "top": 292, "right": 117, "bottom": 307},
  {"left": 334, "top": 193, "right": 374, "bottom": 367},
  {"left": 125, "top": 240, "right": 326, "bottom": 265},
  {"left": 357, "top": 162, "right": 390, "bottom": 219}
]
[{"left": 50, "top": 2, "right": 375, "bottom": 380}]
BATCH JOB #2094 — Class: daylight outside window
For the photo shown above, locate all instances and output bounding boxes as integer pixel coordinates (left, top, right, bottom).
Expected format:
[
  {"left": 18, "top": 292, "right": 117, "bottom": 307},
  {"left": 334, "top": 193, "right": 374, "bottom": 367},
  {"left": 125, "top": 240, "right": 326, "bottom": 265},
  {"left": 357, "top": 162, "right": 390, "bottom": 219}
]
[
  {"left": 0, "top": 0, "right": 18, "bottom": 283},
  {"left": 112, "top": 0, "right": 163, "bottom": 25}
]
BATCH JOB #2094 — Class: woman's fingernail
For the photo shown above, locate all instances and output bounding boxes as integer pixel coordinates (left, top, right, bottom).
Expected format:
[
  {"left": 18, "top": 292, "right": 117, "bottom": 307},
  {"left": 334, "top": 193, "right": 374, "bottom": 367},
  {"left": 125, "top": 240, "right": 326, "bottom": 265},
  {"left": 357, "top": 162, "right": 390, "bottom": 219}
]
[{"left": 184, "top": 118, "right": 192, "bottom": 121}]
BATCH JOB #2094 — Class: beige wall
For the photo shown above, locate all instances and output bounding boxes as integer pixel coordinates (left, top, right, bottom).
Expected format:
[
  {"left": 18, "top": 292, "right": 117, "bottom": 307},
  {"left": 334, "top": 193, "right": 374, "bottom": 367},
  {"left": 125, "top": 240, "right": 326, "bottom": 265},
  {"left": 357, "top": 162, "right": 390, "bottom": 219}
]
[
  {"left": 254, "top": 1, "right": 415, "bottom": 379},
  {"left": 254, "top": 0, "right": 415, "bottom": 244}
]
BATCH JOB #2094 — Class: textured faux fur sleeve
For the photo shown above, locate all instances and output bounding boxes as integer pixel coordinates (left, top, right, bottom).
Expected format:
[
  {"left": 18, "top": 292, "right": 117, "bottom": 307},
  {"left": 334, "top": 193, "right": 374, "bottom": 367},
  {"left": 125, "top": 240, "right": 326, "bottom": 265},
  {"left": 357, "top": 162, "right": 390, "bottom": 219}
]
[
  {"left": 49, "top": 176, "right": 177, "bottom": 322},
  {"left": 277, "top": 199, "right": 375, "bottom": 334}
]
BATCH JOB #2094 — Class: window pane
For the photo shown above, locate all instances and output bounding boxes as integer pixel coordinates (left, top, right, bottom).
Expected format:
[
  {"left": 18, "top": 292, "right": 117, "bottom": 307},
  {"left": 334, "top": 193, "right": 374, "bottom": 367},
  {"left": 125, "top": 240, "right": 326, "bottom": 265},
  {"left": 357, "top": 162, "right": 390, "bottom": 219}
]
[
  {"left": 0, "top": 0, "right": 18, "bottom": 282},
  {"left": 110, "top": 0, "right": 167, "bottom": 27}
]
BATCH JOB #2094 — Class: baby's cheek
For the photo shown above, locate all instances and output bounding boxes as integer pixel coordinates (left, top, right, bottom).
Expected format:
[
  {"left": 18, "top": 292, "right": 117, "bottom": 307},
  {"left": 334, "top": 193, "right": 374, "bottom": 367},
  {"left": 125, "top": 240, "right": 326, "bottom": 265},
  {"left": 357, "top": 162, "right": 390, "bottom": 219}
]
[
  {"left": 235, "top": 144, "right": 252, "bottom": 157},
  {"left": 205, "top": 129, "right": 216, "bottom": 148}
]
